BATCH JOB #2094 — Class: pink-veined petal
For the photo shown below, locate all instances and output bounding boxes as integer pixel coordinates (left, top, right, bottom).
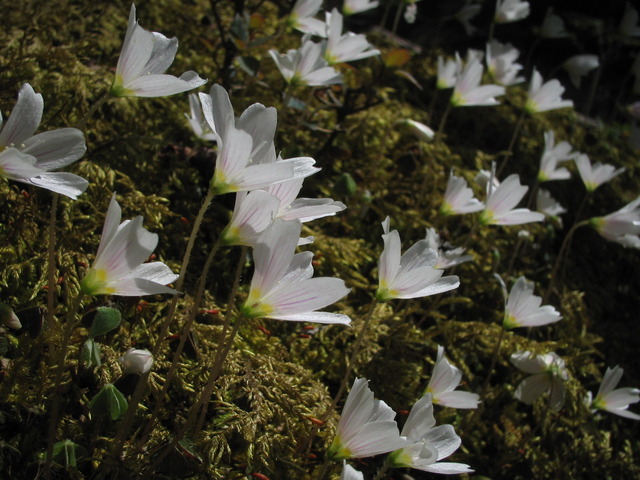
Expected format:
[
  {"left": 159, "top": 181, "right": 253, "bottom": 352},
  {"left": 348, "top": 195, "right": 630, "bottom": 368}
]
[
  {"left": 124, "top": 72, "right": 206, "bottom": 97},
  {"left": 251, "top": 219, "right": 301, "bottom": 293},
  {"left": 515, "top": 373, "right": 550, "bottom": 404},
  {"left": 21, "top": 128, "right": 86, "bottom": 170}
]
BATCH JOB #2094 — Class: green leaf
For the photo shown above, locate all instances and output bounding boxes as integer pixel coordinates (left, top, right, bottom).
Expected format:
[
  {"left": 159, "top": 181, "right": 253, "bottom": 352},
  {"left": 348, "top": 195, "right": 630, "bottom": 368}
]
[
  {"left": 89, "top": 384, "right": 128, "bottom": 421},
  {"left": 81, "top": 339, "right": 102, "bottom": 367},
  {"left": 52, "top": 439, "right": 86, "bottom": 469},
  {"left": 88, "top": 307, "right": 121, "bottom": 339}
]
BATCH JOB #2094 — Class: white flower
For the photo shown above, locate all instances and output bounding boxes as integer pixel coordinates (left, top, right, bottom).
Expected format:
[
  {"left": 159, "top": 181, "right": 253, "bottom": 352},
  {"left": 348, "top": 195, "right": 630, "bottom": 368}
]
[
  {"left": 323, "top": 9, "right": 380, "bottom": 65},
  {"left": 440, "top": 173, "right": 485, "bottom": 215},
  {"left": 537, "top": 189, "right": 567, "bottom": 226},
  {"left": 510, "top": 351, "right": 568, "bottom": 411},
  {"left": 404, "top": 3, "right": 418, "bottom": 24},
  {"left": 455, "top": 2, "right": 481, "bottom": 36},
  {"left": 486, "top": 40, "right": 525, "bottom": 86},
  {"left": 503, "top": 277, "right": 561, "bottom": 329},
  {"left": 0, "top": 84, "right": 87, "bottom": 199},
  {"left": 479, "top": 174, "right": 544, "bottom": 226},
  {"left": 539, "top": 8, "right": 569, "bottom": 38},
  {"left": 562, "top": 55, "right": 599, "bottom": 89},
  {"left": 80, "top": 194, "right": 178, "bottom": 297},
  {"left": 120, "top": 348, "right": 153, "bottom": 374},
  {"left": 495, "top": 0, "right": 530, "bottom": 24},
  {"left": 575, "top": 154, "right": 625, "bottom": 192},
  {"left": 525, "top": 70, "right": 573, "bottom": 113},
  {"left": 376, "top": 217, "right": 460, "bottom": 302},
  {"left": 619, "top": 2, "right": 640, "bottom": 37},
  {"left": 343, "top": 0, "right": 379, "bottom": 16},
  {"left": 270, "top": 37, "right": 343, "bottom": 87},
  {"left": 437, "top": 54, "right": 461, "bottom": 89},
  {"left": 387, "top": 393, "right": 473, "bottom": 474},
  {"left": 241, "top": 219, "right": 351, "bottom": 324},
  {"left": 221, "top": 191, "right": 281, "bottom": 246},
  {"left": 450, "top": 57, "right": 505, "bottom": 107},
  {"left": 111, "top": 4, "right": 206, "bottom": 98},
  {"left": 288, "top": 0, "right": 326, "bottom": 36},
  {"left": 590, "top": 366, "right": 640, "bottom": 420},
  {"left": 327, "top": 377, "right": 408, "bottom": 460},
  {"left": 538, "top": 130, "right": 577, "bottom": 182},
  {"left": 589, "top": 197, "right": 640, "bottom": 249},
  {"left": 425, "top": 346, "right": 480, "bottom": 409},
  {"left": 425, "top": 228, "right": 472, "bottom": 269},
  {"left": 210, "top": 124, "right": 318, "bottom": 195}
]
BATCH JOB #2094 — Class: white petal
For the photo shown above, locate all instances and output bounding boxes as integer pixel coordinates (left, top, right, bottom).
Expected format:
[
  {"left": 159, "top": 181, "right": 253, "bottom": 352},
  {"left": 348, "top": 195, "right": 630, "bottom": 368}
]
[
  {"left": 0, "top": 148, "right": 45, "bottom": 179},
  {"left": 124, "top": 72, "right": 206, "bottom": 97},
  {"left": 27, "top": 172, "right": 89, "bottom": 199},
  {"left": 436, "top": 391, "right": 480, "bottom": 409},
  {"left": 128, "top": 261, "right": 179, "bottom": 285},
  {"left": 21, "top": 128, "right": 86, "bottom": 170},
  {"left": 263, "top": 277, "right": 350, "bottom": 315},
  {"left": 96, "top": 193, "right": 122, "bottom": 262},
  {"left": 0, "top": 84, "right": 43, "bottom": 147},
  {"left": 251, "top": 219, "right": 301, "bottom": 293},
  {"left": 269, "top": 311, "right": 351, "bottom": 324}
]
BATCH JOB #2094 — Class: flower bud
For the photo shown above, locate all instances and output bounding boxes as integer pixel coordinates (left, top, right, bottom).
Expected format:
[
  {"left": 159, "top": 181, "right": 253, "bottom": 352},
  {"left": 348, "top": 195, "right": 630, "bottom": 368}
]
[
  {"left": 0, "top": 303, "right": 21, "bottom": 329},
  {"left": 119, "top": 348, "right": 153, "bottom": 374}
]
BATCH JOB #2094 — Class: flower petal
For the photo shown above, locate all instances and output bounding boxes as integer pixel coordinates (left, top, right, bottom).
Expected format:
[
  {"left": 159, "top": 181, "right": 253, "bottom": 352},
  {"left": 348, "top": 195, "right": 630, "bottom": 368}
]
[
  {"left": 21, "top": 128, "right": 86, "bottom": 170},
  {"left": 0, "top": 84, "right": 43, "bottom": 147}
]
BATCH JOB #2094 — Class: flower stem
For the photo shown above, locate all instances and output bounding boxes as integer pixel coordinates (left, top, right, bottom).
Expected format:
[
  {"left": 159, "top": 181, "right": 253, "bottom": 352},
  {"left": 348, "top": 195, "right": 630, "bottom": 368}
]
[
  {"left": 497, "top": 109, "right": 526, "bottom": 177},
  {"left": 76, "top": 92, "right": 110, "bottom": 131},
  {"left": 44, "top": 292, "right": 84, "bottom": 477},
  {"left": 109, "top": 187, "right": 217, "bottom": 459},
  {"left": 542, "top": 219, "right": 590, "bottom": 304},
  {"left": 482, "top": 326, "right": 506, "bottom": 395},
  {"left": 372, "top": 457, "right": 391, "bottom": 480},
  {"left": 436, "top": 100, "right": 453, "bottom": 141},
  {"left": 137, "top": 238, "right": 222, "bottom": 448},
  {"left": 46, "top": 193, "right": 59, "bottom": 366}
]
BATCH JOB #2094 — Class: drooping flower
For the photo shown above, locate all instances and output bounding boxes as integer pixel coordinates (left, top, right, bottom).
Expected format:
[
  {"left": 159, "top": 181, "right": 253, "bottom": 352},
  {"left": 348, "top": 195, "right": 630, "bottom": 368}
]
[
  {"left": 436, "top": 54, "right": 461, "bottom": 89},
  {"left": 425, "top": 346, "right": 480, "bottom": 409},
  {"left": 450, "top": 57, "right": 505, "bottom": 107},
  {"left": 495, "top": 0, "right": 530, "bottom": 24},
  {"left": 0, "top": 304, "right": 21, "bottom": 330},
  {"left": 111, "top": 4, "right": 206, "bottom": 98},
  {"left": 539, "top": 7, "right": 569, "bottom": 38},
  {"left": 525, "top": 70, "right": 573, "bottom": 113},
  {"left": 120, "top": 348, "right": 153, "bottom": 374},
  {"left": 479, "top": 174, "right": 544, "bottom": 226},
  {"left": 537, "top": 189, "right": 567, "bottom": 226},
  {"left": 455, "top": 1, "right": 481, "bottom": 35},
  {"left": 376, "top": 217, "right": 460, "bottom": 302},
  {"left": 287, "top": 0, "right": 326, "bottom": 36},
  {"left": 0, "top": 83, "right": 87, "bottom": 199},
  {"left": 396, "top": 119, "right": 435, "bottom": 142},
  {"left": 387, "top": 393, "right": 473, "bottom": 474},
  {"left": 340, "top": 462, "right": 364, "bottom": 480},
  {"left": 327, "top": 377, "right": 408, "bottom": 460},
  {"left": 440, "top": 173, "right": 485, "bottom": 215},
  {"left": 503, "top": 277, "right": 561, "bottom": 329},
  {"left": 619, "top": 2, "right": 640, "bottom": 37},
  {"left": 589, "top": 197, "right": 640, "bottom": 249},
  {"left": 486, "top": 40, "right": 525, "bottom": 86},
  {"left": 343, "top": 0, "right": 379, "bottom": 16},
  {"left": 425, "top": 228, "right": 472, "bottom": 269},
  {"left": 241, "top": 219, "right": 351, "bottom": 324},
  {"left": 589, "top": 366, "right": 640, "bottom": 420},
  {"left": 323, "top": 9, "right": 380, "bottom": 65},
  {"left": 270, "top": 37, "right": 343, "bottom": 87},
  {"left": 575, "top": 154, "right": 625, "bottom": 193},
  {"left": 538, "top": 130, "right": 577, "bottom": 182},
  {"left": 562, "top": 55, "right": 599, "bottom": 89},
  {"left": 510, "top": 351, "right": 568, "bottom": 411},
  {"left": 80, "top": 194, "right": 178, "bottom": 296}
]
